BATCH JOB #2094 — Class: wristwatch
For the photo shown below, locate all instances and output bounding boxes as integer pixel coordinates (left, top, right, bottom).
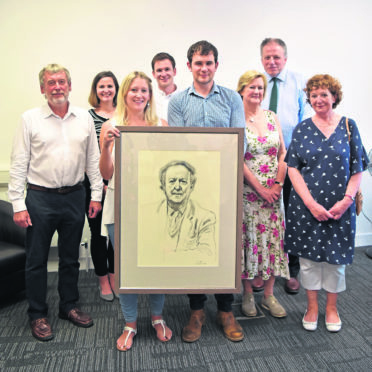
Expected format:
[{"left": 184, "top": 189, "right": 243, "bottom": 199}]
[{"left": 275, "top": 181, "right": 284, "bottom": 187}]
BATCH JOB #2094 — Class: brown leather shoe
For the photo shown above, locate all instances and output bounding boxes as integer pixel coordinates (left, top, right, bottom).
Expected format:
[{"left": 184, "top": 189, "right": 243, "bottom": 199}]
[
  {"left": 216, "top": 311, "right": 244, "bottom": 342},
  {"left": 285, "top": 278, "right": 300, "bottom": 294},
  {"left": 182, "top": 309, "right": 205, "bottom": 342},
  {"left": 30, "top": 318, "right": 54, "bottom": 341},
  {"left": 59, "top": 308, "right": 93, "bottom": 328}
]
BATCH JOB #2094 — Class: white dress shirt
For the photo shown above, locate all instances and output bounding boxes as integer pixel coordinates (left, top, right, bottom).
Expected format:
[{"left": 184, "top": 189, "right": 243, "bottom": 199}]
[
  {"left": 8, "top": 103, "right": 102, "bottom": 212},
  {"left": 153, "top": 85, "right": 180, "bottom": 121}
]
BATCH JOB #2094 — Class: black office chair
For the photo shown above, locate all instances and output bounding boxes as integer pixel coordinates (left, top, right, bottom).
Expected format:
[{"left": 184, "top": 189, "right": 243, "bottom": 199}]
[{"left": 0, "top": 200, "right": 26, "bottom": 299}]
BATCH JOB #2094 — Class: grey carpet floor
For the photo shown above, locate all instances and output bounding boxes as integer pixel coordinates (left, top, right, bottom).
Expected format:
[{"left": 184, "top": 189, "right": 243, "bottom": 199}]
[{"left": 0, "top": 248, "right": 371, "bottom": 372}]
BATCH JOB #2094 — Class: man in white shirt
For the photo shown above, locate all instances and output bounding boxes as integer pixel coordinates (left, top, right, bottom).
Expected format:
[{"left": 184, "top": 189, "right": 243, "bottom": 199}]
[
  {"left": 258, "top": 38, "right": 312, "bottom": 295},
  {"left": 151, "top": 52, "right": 179, "bottom": 121},
  {"left": 8, "top": 63, "right": 103, "bottom": 341}
]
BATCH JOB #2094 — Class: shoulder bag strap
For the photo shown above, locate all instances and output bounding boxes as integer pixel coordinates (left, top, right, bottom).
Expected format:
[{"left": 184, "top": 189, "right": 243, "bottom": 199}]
[{"left": 345, "top": 117, "right": 351, "bottom": 142}]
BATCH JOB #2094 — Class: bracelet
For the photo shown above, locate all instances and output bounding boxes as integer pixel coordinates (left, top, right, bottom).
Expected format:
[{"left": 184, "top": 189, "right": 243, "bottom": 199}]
[
  {"left": 275, "top": 181, "right": 284, "bottom": 187},
  {"left": 345, "top": 194, "right": 355, "bottom": 201}
]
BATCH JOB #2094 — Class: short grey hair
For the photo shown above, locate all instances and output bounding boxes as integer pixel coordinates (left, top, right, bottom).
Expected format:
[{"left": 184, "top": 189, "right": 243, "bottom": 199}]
[
  {"left": 39, "top": 63, "right": 71, "bottom": 86},
  {"left": 260, "top": 38, "right": 288, "bottom": 58},
  {"left": 159, "top": 160, "right": 197, "bottom": 189}
]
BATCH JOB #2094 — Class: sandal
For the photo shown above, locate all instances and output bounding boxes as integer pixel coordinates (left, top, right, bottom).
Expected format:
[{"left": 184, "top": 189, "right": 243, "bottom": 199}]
[
  {"left": 116, "top": 326, "right": 137, "bottom": 351},
  {"left": 151, "top": 319, "right": 172, "bottom": 342}
]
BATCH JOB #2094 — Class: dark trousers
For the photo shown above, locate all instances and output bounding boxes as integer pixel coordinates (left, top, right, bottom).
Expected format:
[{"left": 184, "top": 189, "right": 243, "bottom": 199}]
[
  {"left": 188, "top": 293, "right": 234, "bottom": 312},
  {"left": 25, "top": 188, "right": 85, "bottom": 320},
  {"left": 84, "top": 175, "right": 114, "bottom": 276},
  {"left": 283, "top": 173, "right": 300, "bottom": 278}
]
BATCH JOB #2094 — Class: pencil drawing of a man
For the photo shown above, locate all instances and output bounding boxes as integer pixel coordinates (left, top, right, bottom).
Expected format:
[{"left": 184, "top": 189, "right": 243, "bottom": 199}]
[
  {"left": 158, "top": 160, "right": 216, "bottom": 256},
  {"left": 138, "top": 160, "right": 217, "bottom": 266}
]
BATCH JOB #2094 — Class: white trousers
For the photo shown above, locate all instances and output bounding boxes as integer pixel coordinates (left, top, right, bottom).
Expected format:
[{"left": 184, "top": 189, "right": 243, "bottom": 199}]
[{"left": 299, "top": 257, "right": 346, "bottom": 293}]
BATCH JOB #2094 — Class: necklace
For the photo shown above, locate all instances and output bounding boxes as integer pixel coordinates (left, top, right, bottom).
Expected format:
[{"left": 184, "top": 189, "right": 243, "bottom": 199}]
[{"left": 246, "top": 108, "right": 260, "bottom": 124}]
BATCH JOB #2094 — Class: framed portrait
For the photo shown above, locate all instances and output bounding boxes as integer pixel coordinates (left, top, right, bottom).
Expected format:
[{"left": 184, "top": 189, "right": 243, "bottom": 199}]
[{"left": 114, "top": 126, "right": 244, "bottom": 293}]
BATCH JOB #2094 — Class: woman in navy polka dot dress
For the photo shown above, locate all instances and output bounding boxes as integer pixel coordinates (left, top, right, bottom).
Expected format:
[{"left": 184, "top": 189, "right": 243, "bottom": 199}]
[{"left": 285, "top": 74, "right": 368, "bottom": 333}]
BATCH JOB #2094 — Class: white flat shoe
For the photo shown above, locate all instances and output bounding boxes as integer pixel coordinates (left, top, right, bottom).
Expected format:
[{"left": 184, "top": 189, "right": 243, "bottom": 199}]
[
  {"left": 325, "top": 311, "right": 342, "bottom": 332},
  {"left": 302, "top": 310, "right": 318, "bottom": 331}
]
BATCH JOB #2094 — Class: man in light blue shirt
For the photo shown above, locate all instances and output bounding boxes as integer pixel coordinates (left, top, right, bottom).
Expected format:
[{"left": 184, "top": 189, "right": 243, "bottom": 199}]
[
  {"left": 260, "top": 38, "right": 312, "bottom": 294},
  {"left": 260, "top": 39, "right": 312, "bottom": 149},
  {"left": 168, "top": 40, "right": 245, "bottom": 344},
  {"left": 168, "top": 43, "right": 246, "bottom": 149}
]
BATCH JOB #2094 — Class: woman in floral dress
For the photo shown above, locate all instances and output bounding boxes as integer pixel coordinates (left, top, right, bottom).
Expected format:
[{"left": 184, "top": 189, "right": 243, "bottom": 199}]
[{"left": 237, "top": 70, "right": 289, "bottom": 318}]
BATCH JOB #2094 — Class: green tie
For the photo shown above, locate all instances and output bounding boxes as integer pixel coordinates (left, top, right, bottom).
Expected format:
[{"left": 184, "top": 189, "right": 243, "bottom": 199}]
[{"left": 269, "top": 77, "right": 278, "bottom": 113}]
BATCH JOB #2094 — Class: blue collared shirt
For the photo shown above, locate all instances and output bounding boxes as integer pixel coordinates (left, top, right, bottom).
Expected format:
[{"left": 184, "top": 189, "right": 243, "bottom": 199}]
[
  {"left": 261, "top": 68, "right": 313, "bottom": 148},
  {"left": 168, "top": 82, "right": 246, "bottom": 149}
]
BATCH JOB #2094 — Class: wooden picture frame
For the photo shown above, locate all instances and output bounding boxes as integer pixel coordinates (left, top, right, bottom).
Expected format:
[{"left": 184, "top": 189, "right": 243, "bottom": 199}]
[{"left": 114, "top": 126, "right": 244, "bottom": 293}]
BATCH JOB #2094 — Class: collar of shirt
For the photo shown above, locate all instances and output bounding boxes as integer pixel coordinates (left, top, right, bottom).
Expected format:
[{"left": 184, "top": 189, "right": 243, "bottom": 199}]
[
  {"left": 265, "top": 67, "right": 288, "bottom": 84},
  {"left": 156, "top": 85, "right": 179, "bottom": 98},
  {"left": 167, "top": 203, "right": 186, "bottom": 217},
  {"left": 41, "top": 103, "right": 78, "bottom": 120},
  {"left": 188, "top": 82, "right": 220, "bottom": 99}
]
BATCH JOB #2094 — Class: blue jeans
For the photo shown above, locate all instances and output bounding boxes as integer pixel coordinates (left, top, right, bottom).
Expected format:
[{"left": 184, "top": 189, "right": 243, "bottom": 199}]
[{"left": 106, "top": 223, "right": 165, "bottom": 323}]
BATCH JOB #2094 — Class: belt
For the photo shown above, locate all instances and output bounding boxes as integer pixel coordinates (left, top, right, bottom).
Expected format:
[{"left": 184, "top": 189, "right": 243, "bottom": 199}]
[{"left": 27, "top": 182, "right": 83, "bottom": 194}]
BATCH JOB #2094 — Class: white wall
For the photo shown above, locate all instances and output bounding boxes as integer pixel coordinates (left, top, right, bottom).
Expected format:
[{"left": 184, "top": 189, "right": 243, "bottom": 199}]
[{"left": 0, "top": 0, "right": 371, "bottom": 243}]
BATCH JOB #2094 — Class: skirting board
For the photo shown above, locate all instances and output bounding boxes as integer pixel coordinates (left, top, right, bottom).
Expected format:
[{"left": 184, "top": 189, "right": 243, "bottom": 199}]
[
  {"left": 47, "top": 245, "right": 94, "bottom": 273},
  {"left": 355, "top": 233, "right": 372, "bottom": 248}
]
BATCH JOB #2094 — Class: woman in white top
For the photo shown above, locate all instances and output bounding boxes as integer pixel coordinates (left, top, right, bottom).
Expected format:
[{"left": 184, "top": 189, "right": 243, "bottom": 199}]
[{"left": 99, "top": 71, "right": 171, "bottom": 352}]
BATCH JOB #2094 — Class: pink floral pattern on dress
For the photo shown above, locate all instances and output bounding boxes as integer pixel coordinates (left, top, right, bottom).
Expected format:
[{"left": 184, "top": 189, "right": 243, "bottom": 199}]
[
  {"left": 268, "top": 147, "right": 277, "bottom": 156},
  {"left": 253, "top": 245, "right": 258, "bottom": 255},
  {"left": 270, "top": 212, "right": 278, "bottom": 221},
  {"left": 241, "top": 110, "right": 289, "bottom": 281},
  {"left": 259, "top": 164, "right": 269, "bottom": 173},
  {"left": 246, "top": 192, "right": 258, "bottom": 202},
  {"left": 245, "top": 152, "right": 254, "bottom": 160}
]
